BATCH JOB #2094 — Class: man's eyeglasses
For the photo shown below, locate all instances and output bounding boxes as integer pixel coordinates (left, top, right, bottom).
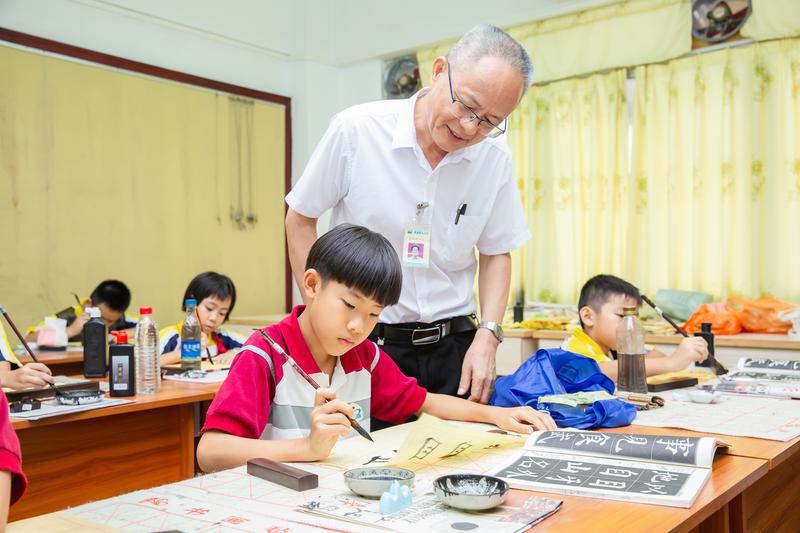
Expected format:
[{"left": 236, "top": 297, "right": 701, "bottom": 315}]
[{"left": 446, "top": 61, "right": 507, "bottom": 138}]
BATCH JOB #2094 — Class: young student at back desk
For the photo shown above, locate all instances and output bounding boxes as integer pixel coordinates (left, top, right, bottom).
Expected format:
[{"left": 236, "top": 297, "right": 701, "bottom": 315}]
[
  {"left": 159, "top": 272, "right": 246, "bottom": 366},
  {"left": 563, "top": 274, "right": 709, "bottom": 381},
  {"left": 25, "top": 279, "right": 137, "bottom": 342},
  {"left": 197, "top": 224, "right": 556, "bottom": 471}
]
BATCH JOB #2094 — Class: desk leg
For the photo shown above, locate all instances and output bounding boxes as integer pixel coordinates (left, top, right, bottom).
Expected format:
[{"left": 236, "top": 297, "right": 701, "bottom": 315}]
[
  {"left": 738, "top": 452, "right": 800, "bottom": 532},
  {"left": 686, "top": 503, "right": 731, "bottom": 533},
  {"left": 11, "top": 403, "right": 195, "bottom": 521}
]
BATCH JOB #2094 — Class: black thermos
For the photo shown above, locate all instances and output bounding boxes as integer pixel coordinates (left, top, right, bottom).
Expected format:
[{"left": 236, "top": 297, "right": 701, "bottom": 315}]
[{"left": 83, "top": 307, "right": 108, "bottom": 377}]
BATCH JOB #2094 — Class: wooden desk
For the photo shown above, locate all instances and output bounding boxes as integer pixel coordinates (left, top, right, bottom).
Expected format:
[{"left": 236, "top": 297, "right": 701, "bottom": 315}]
[
  {"left": 10, "top": 380, "right": 220, "bottom": 521},
  {"left": 498, "top": 330, "right": 800, "bottom": 376},
  {"left": 9, "top": 424, "right": 768, "bottom": 532},
  {"left": 18, "top": 349, "right": 84, "bottom": 376},
  {"left": 530, "top": 454, "right": 765, "bottom": 533},
  {"left": 602, "top": 424, "right": 800, "bottom": 532}
]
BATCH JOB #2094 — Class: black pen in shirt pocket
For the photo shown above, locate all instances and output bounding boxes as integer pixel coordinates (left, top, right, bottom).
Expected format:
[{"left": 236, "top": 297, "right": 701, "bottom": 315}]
[{"left": 454, "top": 203, "right": 467, "bottom": 224}]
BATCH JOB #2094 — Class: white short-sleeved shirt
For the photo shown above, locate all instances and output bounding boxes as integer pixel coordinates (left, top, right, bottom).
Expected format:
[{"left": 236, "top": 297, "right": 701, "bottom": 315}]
[{"left": 286, "top": 90, "right": 531, "bottom": 324}]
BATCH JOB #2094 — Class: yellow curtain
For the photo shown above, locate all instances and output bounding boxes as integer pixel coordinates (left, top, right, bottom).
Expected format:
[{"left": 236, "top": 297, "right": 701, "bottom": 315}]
[
  {"left": 509, "top": 69, "right": 630, "bottom": 304},
  {"left": 741, "top": 0, "right": 800, "bottom": 41},
  {"left": 418, "top": 0, "right": 690, "bottom": 86},
  {"left": 630, "top": 38, "right": 800, "bottom": 302}
]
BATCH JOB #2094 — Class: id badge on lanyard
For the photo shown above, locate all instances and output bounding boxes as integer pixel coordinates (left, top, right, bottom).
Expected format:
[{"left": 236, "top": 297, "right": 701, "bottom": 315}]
[{"left": 402, "top": 201, "right": 431, "bottom": 268}]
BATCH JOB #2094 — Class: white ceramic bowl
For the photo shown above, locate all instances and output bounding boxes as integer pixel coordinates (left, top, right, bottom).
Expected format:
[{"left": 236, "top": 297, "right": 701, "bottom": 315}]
[{"left": 343, "top": 467, "right": 415, "bottom": 498}]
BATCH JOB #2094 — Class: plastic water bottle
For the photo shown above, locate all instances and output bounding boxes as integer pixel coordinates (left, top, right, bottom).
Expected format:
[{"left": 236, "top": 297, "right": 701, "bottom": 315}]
[
  {"left": 135, "top": 306, "right": 160, "bottom": 394},
  {"left": 617, "top": 306, "right": 647, "bottom": 393},
  {"left": 181, "top": 299, "right": 202, "bottom": 370}
]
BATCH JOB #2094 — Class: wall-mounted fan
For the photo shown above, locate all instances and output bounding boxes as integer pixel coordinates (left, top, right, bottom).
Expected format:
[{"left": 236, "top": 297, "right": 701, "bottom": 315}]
[
  {"left": 692, "top": 0, "right": 751, "bottom": 43},
  {"left": 383, "top": 56, "right": 420, "bottom": 99}
]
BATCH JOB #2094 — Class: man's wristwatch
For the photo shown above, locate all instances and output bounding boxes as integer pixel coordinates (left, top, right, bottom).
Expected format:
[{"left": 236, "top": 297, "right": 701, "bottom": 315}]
[{"left": 478, "top": 321, "right": 504, "bottom": 343}]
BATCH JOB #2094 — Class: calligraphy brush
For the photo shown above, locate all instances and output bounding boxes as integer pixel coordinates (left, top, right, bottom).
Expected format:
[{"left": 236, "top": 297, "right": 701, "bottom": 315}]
[
  {"left": 641, "top": 294, "right": 728, "bottom": 375},
  {"left": 0, "top": 304, "right": 63, "bottom": 398},
  {"left": 258, "top": 330, "right": 374, "bottom": 442}
]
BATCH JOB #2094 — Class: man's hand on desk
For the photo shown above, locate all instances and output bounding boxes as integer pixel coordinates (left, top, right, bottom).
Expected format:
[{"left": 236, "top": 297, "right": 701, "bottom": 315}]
[{"left": 458, "top": 328, "right": 498, "bottom": 404}]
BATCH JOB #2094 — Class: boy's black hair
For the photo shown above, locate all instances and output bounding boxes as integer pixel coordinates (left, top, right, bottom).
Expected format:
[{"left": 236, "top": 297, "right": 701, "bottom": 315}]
[
  {"left": 90, "top": 280, "right": 131, "bottom": 312},
  {"left": 182, "top": 272, "right": 237, "bottom": 321},
  {"left": 306, "top": 224, "right": 402, "bottom": 307},
  {"left": 578, "top": 274, "right": 642, "bottom": 328}
]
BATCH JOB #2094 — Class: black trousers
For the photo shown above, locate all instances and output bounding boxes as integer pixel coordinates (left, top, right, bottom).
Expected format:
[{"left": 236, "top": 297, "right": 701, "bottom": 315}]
[{"left": 369, "top": 329, "right": 475, "bottom": 430}]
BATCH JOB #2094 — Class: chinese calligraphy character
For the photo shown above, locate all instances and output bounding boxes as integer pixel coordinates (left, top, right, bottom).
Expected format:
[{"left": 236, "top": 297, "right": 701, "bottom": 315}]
[
  {"left": 140, "top": 497, "right": 168, "bottom": 506},
  {"left": 559, "top": 461, "right": 593, "bottom": 474},
  {"left": 537, "top": 431, "right": 576, "bottom": 445},
  {"left": 575, "top": 433, "right": 610, "bottom": 447},
  {"left": 543, "top": 474, "right": 583, "bottom": 484},
  {"left": 588, "top": 479, "right": 627, "bottom": 489},
  {"left": 519, "top": 457, "right": 552, "bottom": 470},
  {"left": 443, "top": 442, "right": 472, "bottom": 457},
  {"left": 639, "top": 483, "right": 668, "bottom": 495},
  {"left": 412, "top": 437, "right": 441, "bottom": 459},
  {"left": 598, "top": 467, "right": 638, "bottom": 478},
  {"left": 649, "top": 471, "right": 680, "bottom": 484},
  {"left": 614, "top": 435, "right": 649, "bottom": 453},
  {"left": 655, "top": 438, "right": 695, "bottom": 457}
]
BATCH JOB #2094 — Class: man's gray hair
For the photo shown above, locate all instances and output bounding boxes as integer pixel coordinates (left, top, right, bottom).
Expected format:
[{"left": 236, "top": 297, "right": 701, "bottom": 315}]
[{"left": 447, "top": 24, "right": 534, "bottom": 92}]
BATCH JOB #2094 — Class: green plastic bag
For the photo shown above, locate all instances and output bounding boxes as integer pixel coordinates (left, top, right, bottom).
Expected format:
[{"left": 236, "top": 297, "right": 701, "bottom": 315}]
[{"left": 655, "top": 289, "right": 713, "bottom": 322}]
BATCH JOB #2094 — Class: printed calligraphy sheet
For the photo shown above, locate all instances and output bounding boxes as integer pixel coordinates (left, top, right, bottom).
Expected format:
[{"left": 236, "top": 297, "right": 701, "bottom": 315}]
[
  {"left": 634, "top": 396, "right": 800, "bottom": 441},
  {"left": 489, "top": 430, "right": 721, "bottom": 507},
  {"left": 63, "top": 417, "right": 533, "bottom": 532}
]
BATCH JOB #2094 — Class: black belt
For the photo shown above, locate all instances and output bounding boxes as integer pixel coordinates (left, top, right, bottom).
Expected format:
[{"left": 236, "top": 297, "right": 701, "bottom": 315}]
[{"left": 370, "top": 315, "right": 478, "bottom": 346}]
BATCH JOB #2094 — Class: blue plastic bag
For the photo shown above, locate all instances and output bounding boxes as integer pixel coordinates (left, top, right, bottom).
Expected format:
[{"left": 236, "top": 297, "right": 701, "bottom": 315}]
[{"left": 490, "top": 348, "right": 636, "bottom": 429}]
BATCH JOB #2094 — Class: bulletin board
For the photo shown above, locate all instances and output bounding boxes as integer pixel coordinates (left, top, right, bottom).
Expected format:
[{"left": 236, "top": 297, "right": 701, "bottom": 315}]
[{"left": 0, "top": 28, "right": 291, "bottom": 329}]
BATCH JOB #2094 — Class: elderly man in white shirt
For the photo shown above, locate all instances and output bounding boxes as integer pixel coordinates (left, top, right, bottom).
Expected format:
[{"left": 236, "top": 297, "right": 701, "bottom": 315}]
[{"left": 285, "top": 24, "right": 532, "bottom": 409}]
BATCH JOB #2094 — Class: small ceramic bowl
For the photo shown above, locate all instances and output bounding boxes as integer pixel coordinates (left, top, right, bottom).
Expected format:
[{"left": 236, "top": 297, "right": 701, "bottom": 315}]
[
  {"left": 56, "top": 390, "right": 104, "bottom": 406},
  {"left": 673, "top": 389, "right": 722, "bottom": 404},
  {"left": 433, "top": 474, "right": 508, "bottom": 511},
  {"left": 343, "top": 467, "right": 415, "bottom": 498},
  {"left": 688, "top": 389, "right": 722, "bottom": 404}
]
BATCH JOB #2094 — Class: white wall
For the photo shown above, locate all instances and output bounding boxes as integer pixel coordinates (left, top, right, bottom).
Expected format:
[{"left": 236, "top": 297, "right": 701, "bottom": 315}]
[
  {"left": 0, "top": 0, "right": 610, "bottom": 307},
  {"left": 1, "top": 0, "right": 613, "bottom": 183}
]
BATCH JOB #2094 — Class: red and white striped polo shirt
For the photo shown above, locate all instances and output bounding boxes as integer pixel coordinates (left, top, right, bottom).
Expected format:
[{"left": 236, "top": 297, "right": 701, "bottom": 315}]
[{"left": 203, "top": 305, "right": 427, "bottom": 441}]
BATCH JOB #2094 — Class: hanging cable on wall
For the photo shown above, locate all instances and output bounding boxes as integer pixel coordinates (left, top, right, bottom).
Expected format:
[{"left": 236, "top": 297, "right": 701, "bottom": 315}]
[{"left": 229, "top": 95, "right": 256, "bottom": 230}]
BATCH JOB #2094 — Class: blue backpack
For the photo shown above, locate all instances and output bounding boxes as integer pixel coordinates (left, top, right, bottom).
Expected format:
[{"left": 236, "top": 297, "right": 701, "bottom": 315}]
[{"left": 490, "top": 348, "right": 636, "bottom": 429}]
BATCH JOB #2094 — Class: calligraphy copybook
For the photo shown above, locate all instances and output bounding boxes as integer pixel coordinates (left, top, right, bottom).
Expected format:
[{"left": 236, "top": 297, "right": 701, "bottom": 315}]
[
  {"left": 490, "top": 429, "right": 728, "bottom": 508},
  {"left": 716, "top": 357, "right": 800, "bottom": 399}
]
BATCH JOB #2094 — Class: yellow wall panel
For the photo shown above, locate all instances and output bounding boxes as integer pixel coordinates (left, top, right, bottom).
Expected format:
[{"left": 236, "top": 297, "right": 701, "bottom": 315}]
[{"left": 0, "top": 44, "right": 287, "bottom": 330}]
